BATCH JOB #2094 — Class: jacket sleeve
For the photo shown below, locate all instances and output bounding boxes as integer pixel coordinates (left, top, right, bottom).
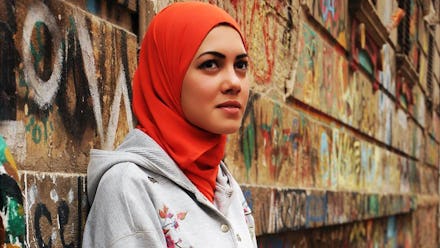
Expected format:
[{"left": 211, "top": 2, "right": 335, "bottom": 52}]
[{"left": 82, "top": 162, "right": 166, "bottom": 248}]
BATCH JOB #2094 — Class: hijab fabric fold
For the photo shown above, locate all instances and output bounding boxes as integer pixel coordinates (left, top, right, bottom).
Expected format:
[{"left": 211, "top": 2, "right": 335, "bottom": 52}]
[{"left": 132, "top": 2, "right": 244, "bottom": 202}]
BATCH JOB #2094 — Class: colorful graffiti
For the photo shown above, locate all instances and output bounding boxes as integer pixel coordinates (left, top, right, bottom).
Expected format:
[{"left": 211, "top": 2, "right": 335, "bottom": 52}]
[
  {"left": 0, "top": 137, "right": 25, "bottom": 248},
  {"left": 239, "top": 92, "right": 259, "bottom": 181},
  {"left": 293, "top": 21, "right": 351, "bottom": 123},
  {"left": 350, "top": 18, "right": 381, "bottom": 82},
  {"left": 223, "top": 0, "right": 297, "bottom": 85},
  {"left": 332, "top": 129, "right": 361, "bottom": 191},
  {"left": 268, "top": 189, "right": 306, "bottom": 233},
  {"left": 14, "top": 1, "right": 135, "bottom": 150},
  {"left": 293, "top": 22, "right": 319, "bottom": 105},
  {"left": 293, "top": 17, "right": 406, "bottom": 149},
  {"left": 260, "top": 104, "right": 291, "bottom": 181},
  {"left": 309, "top": 0, "right": 348, "bottom": 48},
  {"left": 257, "top": 211, "right": 413, "bottom": 247},
  {"left": 305, "top": 191, "right": 327, "bottom": 227},
  {"left": 236, "top": 95, "right": 415, "bottom": 194}
]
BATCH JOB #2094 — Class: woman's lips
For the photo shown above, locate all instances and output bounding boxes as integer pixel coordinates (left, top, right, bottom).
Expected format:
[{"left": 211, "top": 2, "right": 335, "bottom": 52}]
[
  {"left": 216, "top": 100, "right": 242, "bottom": 109},
  {"left": 216, "top": 101, "right": 242, "bottom": 115}
]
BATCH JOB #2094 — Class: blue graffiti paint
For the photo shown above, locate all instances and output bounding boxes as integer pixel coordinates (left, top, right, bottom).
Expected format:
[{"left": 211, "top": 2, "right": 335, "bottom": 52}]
[
  {"left": 305, "top": 193, "right": 327, "bottom": 227},
  {"left": 242, "top": 189, "right": 253, "bottom": 211},
  {"left": 321, "top": 0, "right": 336, "bottom": 21},
  {"left": 385, "top": 216, "right": 397, "bottom": 248}
]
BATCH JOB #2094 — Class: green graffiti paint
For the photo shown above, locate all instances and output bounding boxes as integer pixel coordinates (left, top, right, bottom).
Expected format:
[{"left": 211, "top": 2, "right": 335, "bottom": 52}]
[
  {"left": 0, "top": 138, "right": 25, "bottom": 247},
  {"left": 32, "top": 123, "right": 42, "bottom": 144},
  {"left": 24, "top": 114, "right": 54, "bottom": 144},
  {"left": 6, "top": 198, "right": 25, "bottom": 241},
  {"left": 69, "top": 16, "right": 77, "bottom": 33},
  {"left": 25, "top": 116, "right": 41, "bottom": 144},
  {"left": 368, "top": 195, "right": 379, "bottom": 216},
  {"left": 0, "top": 136, "right": 6, "bottom": 164},
  {"left": 30, "top": 21, "right": 48, "bottom": 72},
  {"left": 243, "top": 121, "right": 255, "bottom": 179}
]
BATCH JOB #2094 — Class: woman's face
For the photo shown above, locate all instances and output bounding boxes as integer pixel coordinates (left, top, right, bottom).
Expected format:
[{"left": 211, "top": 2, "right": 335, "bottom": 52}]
[{"left": 181, "top": 25, "right": 249, "bottom": 134}]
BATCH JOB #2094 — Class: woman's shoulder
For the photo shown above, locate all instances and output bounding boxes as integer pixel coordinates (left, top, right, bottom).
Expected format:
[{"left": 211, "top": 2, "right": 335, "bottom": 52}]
[
  {"left": 99, "top": 162, "right": 150, "bottom": 189},
  {"left": 97, "top": 160, "right": 173, "bottom": 196}
]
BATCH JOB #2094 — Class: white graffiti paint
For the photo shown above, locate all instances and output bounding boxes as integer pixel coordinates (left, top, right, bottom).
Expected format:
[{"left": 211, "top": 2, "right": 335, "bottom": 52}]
[
  {"left": 22, "top": 1, "right": 63, "bottom": 110},
  {"left": 103, "top": 65, "right": 134, "bottom": 149},
  {"left": 50, "top": 189, "right": 59, "bottom": 202},
  {"left": 68, "top": 188, "right": 74, "bottom": 204},
  {"left": 24, "top": 175, "right": 38, "bottom": 246},
  {"left": 26, "top": 183, "right": 38, "bottom": 212},
  {"left": 267, "top": 189, "right": 276, "bottom": 233},
  {"left": 74, "top": 9, "right": 133, "bottom": 150},
  {"left": 20, "top": 1, "right": 133, "bottom": 149}
]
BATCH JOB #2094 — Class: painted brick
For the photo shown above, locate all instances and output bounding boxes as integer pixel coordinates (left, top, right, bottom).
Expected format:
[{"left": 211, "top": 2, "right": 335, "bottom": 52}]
[
  {"left": 12, "top": 0, "right": 137, "bottom": 173},
  {"left": 22, "top": 172, "right": 87, "bottom": 248}
]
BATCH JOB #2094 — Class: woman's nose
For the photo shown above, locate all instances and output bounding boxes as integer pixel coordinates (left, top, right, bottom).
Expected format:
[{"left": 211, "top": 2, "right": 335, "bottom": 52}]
[{"left": 221, "top": 67, "right": 242, "bottom": 94}]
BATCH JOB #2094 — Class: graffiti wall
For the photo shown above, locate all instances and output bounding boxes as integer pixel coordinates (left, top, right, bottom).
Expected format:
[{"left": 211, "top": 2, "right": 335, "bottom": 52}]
[
  {"left": 229, "top": 0, "right": 439, "bottom": 244},
  {"left": 14, "top": 0, "right": 136, "bottom": 165},
  {"left": 1, "top": 0, "right": 136, "bottom": 246},
  {"left": 257, "top": 214, "right": 413, "bottom": 247}
]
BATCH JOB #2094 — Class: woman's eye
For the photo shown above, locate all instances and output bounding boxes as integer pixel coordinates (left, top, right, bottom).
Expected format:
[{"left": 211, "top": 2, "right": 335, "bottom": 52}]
[
  {"left": 235, "top": 60, "right": 248, "bottom": 71},
  {"left": 198, "top": 60, "right": 218, "bottom": 70}
]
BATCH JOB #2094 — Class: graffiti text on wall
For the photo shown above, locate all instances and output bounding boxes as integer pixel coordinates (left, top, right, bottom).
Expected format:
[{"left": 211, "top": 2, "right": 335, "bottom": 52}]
[{"left": 9, "top": 1, "right": 134, "bottom": 149}]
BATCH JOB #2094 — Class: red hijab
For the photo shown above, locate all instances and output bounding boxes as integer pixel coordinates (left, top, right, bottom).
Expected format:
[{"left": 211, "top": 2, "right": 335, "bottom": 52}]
[{"left": 132, "top": 2, "right": 245, "bottom": 202}]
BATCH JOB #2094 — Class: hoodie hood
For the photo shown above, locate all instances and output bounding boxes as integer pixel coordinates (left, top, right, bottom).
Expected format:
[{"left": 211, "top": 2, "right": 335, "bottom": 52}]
[{"left": 86, "top": 129, "right": 197, "bottom": 205}]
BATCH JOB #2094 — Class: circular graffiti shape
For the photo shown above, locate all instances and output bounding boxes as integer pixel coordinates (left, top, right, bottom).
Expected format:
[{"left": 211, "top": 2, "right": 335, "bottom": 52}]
[
  {"left": 22, "top": 1, "right": 63, "bottom": 110},
  {"left": 30, "top": 23, "right": 54, "bottom": 82}
]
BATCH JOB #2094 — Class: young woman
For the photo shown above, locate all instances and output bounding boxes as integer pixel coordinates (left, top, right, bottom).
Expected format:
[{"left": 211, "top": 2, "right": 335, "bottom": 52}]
[{"left": 82, "top": 2, "right": 256, "bottom": 247}]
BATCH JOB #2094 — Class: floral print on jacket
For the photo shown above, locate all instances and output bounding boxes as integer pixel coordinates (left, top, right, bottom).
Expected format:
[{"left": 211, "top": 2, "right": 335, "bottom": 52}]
[{"left": 159, "top": 205, "right": 191, "bottom": 248}]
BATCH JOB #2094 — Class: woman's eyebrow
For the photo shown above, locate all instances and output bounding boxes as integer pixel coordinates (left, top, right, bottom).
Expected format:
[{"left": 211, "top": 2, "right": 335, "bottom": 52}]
[
  {"left": 197, "top": 51, "right": 225, "bottom": 59},
  {"left": 236, "top": 54, "right": 248, "bottom": 60},
  {"left": 197, "top": 51, "right": 249, "bottom": 60}
]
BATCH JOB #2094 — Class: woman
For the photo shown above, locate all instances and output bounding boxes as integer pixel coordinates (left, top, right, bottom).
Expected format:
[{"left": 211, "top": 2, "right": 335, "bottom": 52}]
[{"left": 82, "top": 2, "right": 256, "bottom": 247}]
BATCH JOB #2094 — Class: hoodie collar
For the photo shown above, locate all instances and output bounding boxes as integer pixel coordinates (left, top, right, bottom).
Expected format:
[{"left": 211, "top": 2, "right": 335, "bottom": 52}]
[{"left": 86, "top": 129, "right": 199, "bottom": 205}]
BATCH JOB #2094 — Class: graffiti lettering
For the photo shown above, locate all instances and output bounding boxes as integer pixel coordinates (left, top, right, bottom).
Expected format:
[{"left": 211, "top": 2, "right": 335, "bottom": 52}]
[
  {"left": 56, "top": 17, "right": 94, "bottom": 138},
  {"left": 26, "top": 175, "right": 86, "bottom": 248},
  {"left": 34, "top": 203, "right": 52, "bottom": 248},
  {"left": 58, "top": 200, "right": 74, "bottom": 248},
  {"left": 19, "top": 2, "right": 133, "bottom": 147},
  {"left": 321, "top": 0, "right": 335, "bottom": 21},
  {"left": 33, "top": 200, "right": 76, "bottom": 248},
  {"left": 273, "top": 190, "right": 306, "bottom": 231},
  {"left": 73, "top": 11, "right": 133, "bottom": 149}
]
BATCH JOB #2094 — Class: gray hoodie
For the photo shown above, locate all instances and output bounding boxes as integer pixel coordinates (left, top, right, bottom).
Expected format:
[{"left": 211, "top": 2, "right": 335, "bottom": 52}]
[{"left": 82, "top": 129, "right": 257, "bottom": 248}]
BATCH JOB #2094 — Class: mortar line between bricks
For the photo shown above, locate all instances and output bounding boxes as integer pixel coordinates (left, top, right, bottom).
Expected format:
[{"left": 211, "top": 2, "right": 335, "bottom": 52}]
[{"left": 20, "top": 170, "right": 87, "bottom": 177}]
